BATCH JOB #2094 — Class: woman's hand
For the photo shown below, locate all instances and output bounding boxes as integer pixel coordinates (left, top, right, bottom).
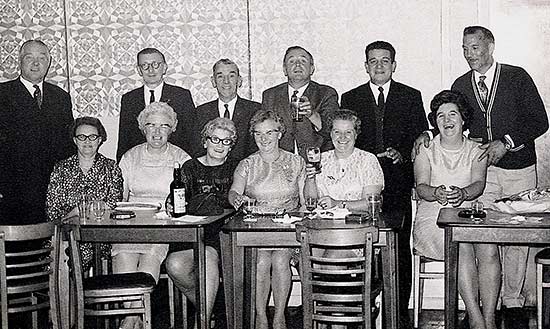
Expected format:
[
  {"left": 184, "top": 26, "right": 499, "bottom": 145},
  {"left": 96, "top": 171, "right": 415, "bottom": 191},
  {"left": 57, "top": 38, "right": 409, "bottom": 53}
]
[
  {"left": 305, "top": 163, "right": 318, "bottom": 179},
  {"left": 447, "top": 185, "right": 467, "bottom": 207},
  {"left": 433, "top": 185, "right": 448, "bottom": 205},
  {"left": 228, "top": 190, "right": 244, "bottom": 210},
  {"left": 318, "top": 196, "right": 338, "bottom": 209}
]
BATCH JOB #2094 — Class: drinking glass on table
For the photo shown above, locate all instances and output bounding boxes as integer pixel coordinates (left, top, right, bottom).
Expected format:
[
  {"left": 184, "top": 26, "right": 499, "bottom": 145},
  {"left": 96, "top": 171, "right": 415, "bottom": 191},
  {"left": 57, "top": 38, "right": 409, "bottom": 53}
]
[
  {"left": 242, "top": 197, "right": 257, "bottom": 221},
  {"left": 78, "top": 194, "right": 91, "bottom": 220},
  {"left": 90, "top": 199, "right": 106, "bottom": 221},
  {"left": 305, "top": 197, "right": 318, "bottom": 213},
  {"left": 306, "top": 146, "right": 321, "bottom": 173},
  {"left": 366, "top": 194, "right": 383, "bottom": 225}
]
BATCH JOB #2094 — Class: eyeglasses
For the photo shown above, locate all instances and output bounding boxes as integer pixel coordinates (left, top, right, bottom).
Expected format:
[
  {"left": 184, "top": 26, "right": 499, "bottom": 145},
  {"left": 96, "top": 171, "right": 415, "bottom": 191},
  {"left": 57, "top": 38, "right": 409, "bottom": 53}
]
[
  {"left": 253, "top": 129, "right": 279, "bottom": 138},
  {"left": 75, "top": 134, "right": 100, "bottom": 141},
  {"left": 144, "top": 123, "right": 172, "bottom": 131},
  {"left": 207, "top": 136, "right": 233, "bottom": 146},
  {"left": 138, "top": 62, "right": 164, "bottom": 71}
]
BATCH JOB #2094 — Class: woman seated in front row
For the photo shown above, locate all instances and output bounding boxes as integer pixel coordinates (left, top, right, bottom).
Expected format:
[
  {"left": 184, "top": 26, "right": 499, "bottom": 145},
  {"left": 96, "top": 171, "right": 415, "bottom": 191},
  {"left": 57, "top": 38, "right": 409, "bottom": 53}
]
[
  {"left": 165, "top": 117, "right": 238, "bottom": 327},
  {"left": 229, "top": 110, "right": 305, "bottom": 329},
  {"left": 413, "top": 90, "right": 499, "bottom": 329},
  {"left": 114, "top": 102, "right": 191, "bottom": 329}
]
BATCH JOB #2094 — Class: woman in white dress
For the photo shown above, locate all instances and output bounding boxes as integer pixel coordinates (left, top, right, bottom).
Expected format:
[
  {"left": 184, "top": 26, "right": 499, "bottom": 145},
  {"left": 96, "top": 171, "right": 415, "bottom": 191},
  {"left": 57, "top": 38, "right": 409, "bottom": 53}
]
[
  {"left": 114, "top": 102, "right": 190, "bottom": 329},
  {"left": 414, "top": 90, "right": 499, "bottom": 329}
]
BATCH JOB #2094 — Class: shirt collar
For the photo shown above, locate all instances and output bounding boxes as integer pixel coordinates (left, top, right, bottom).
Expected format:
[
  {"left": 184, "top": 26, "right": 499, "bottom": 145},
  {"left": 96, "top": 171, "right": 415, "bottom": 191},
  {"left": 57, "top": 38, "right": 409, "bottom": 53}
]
[
  {"left": 218, "top": 96, "right": 238, "bottom": 118},
  {"left": 20, "top": 77, "right": 43, "bottom": 97},
  {"left": 287, "top": 83, "right": 309, "bottom": 100},
  {"left": 369, "top": 80, "right": 391, "bottom": 99},
  {"left": 473, "top": 62, "right": 496, "bottom": 89},
  {"left": 144, "top": 82, "right": 164, "bottom": 105}
]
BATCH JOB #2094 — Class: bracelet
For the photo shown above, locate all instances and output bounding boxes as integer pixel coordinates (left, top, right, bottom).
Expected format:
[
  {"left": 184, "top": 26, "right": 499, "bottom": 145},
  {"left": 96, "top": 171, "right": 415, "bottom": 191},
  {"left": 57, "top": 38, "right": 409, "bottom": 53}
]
[
  {"left": 432, "top": 186, "right": 440, "bottom": 199},
  {"left": 462, "top": 188, "right": 470, "bottom": 200}
]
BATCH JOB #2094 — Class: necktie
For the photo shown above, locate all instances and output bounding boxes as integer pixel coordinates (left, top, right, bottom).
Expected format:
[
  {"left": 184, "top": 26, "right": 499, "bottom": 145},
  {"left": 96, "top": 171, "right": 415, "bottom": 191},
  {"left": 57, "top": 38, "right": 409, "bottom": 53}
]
[
  {"left": 478, "top": 75, "right": 488, "bottom": 106},
  {"left": 33, "top": 84, "right": 42, "bottom": 109},
  {"left": 149, "top": 90, "right": 155, "bottom": 104},
  {"left": 375, "top": 86, "right": 385, "bottom": 153},
  {"left": 223, "top": 104, "right": 230, "bottom": 119}
]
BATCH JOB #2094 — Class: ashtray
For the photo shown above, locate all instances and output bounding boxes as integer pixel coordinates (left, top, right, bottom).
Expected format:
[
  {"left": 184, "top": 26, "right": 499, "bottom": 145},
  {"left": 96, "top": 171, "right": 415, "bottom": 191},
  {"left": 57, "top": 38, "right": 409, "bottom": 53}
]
[
  {"left": 458, "top": 209, "right": 486, "bottom": 219},
  {"left": 345, "top": 213, "right": 371, "bottom": 223}
]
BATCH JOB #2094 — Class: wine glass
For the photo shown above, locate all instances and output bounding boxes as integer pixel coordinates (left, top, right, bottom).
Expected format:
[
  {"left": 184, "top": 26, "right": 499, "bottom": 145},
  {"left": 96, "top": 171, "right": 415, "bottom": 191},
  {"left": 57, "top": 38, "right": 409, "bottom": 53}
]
[
  {"left": 242, "top": 198, "right": 257, "bottom": 221},
  {"left": 305, "top": 197, "right": 318, "bottom": 213},
  {"left": 90, "top": 199, "right": 106, "bottom": 221}
]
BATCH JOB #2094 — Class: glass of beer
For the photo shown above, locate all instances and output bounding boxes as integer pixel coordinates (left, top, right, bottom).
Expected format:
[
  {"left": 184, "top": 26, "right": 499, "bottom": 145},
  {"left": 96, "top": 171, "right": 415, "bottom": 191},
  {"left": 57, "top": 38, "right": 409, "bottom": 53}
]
[{"left": 306, "top": 146, "right": 321, "bottom": 173}]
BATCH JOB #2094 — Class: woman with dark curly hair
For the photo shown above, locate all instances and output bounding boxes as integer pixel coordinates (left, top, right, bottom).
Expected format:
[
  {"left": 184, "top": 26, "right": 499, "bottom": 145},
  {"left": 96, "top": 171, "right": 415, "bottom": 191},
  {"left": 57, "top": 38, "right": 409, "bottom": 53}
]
[{"left": 413, "top": 90, "right": 499, "bottom": 329}]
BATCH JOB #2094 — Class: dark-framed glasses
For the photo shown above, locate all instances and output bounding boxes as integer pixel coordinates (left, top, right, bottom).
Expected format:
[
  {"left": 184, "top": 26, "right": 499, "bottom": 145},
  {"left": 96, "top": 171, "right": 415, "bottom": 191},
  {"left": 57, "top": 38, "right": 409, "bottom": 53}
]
[
  {"left": 75, "top": 134, "right": 100, "bottom": 141},
  {"left": 207, "top": 136, "right": 233, "bottom": 146},
  {"left": 138, "top": 61, "right": 163, "bottom": 71},
  {"left": 253, "top": 129, "right": 279, "bottom": 138}
]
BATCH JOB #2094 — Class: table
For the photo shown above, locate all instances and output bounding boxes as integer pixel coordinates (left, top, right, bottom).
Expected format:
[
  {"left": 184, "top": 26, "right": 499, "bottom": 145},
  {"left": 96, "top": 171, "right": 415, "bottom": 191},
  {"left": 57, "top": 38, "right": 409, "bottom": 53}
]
[
  {"left": 437, "top": 207, "right": 550, "bottom": 329},
  {"left": 220, "top": 211, "right": 402, "bottom": 329},
  {"left": 63, "top": 209, "right": 233, "bottom": 329}
]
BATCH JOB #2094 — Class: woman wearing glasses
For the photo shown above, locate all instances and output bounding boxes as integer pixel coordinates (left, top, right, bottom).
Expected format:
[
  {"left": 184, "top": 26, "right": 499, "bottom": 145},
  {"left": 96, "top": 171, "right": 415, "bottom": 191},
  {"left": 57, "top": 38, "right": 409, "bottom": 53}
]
[
  {"left": 46, "top": 116, "right": 123, "bottom": 270},
  {"left": 114, "top": 102, "right": 190, "bottom": 329},
  {"left": 229, "top": 110, "right": 306, "bottom": 329},
  {"left": 165, "top": 117, "right": 238, "bottom": 327}
]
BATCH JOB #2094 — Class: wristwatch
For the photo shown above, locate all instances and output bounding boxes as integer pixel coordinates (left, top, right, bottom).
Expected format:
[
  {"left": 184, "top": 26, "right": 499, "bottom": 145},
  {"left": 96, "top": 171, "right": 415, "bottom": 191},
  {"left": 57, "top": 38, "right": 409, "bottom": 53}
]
[{"left": 500, "top": 137, "right": 512, "bottom": 151}]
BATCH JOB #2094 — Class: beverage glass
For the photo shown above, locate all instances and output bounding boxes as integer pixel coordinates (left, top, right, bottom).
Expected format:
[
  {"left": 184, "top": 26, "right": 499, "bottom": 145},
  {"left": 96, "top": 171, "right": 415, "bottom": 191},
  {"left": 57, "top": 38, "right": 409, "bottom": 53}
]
[
  {"left": 305, "top": 197, "right": 318, "bottom": 213},
  {"left": 291, "top": 96, "right": 305, "bottom": 122},
  {"left": 78, "top": 195, "right": 90, "bottom": 221},
  {"left": 242, "top": 198, "right": 257, "bottom": 221},
  {"left": 367, "top": 194, "right": 383, "bottom": 224},
  {"left": 90, "top": 199, "right": 106, "bottom": 221},
  {"left": 306, "top": 147, "right": 321, "bottom": 173}
]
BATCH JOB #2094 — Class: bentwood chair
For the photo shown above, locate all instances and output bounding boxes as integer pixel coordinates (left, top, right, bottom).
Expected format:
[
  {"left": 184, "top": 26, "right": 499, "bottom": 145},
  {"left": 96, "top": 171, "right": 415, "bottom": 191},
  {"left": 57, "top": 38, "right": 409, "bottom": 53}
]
[
  {"left": 66, "top": 226, "right": 156, "bottom": 329},
  {"left": 0, "top": 222, "right": 61, "bottom": 329},
  {"left": 296, "top": 219, "right": 379, "bottom": 329},
  {"left": 411, "top": 188, "right": 445, "bottom": 328},
  {"left": 535, "top": 248, "right": 550, "bottom": 329}
]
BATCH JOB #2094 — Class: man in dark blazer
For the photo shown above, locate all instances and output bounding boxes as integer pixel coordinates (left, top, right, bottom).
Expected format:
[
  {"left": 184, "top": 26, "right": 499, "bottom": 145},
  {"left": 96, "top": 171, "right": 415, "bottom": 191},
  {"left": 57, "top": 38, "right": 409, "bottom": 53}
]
[
  {"left": 193, "top": 58, "right": 260, "bottom": 162},
  {"left": 341, "top": 40, "right": 428, "bottom": 329},
  {"left": 116, "top": 48, "right": 196, "bottom": 161},
  {"left": 261, "top": 46, "right": 339, "bottom": 159},
  {"left": 0, "top": 40, "right": 75, "bottom": 224}
]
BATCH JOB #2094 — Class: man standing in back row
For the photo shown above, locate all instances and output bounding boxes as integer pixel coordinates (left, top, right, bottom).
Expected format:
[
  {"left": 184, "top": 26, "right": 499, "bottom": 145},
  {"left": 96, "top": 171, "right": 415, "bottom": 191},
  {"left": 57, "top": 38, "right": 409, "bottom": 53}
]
[
  {"left": 0, "top": 39, "right": 75, "bottom": 224},
  {"left": 341, "top": 40, "right": 428, "bottom": 329},
  {"left": 117, "top": 48, "right": 196, "bottom": 161},
  {"left": 193, "top": 58, "right": 260, "bottom": 162},
  {"left": 452, "top": 26, "right": 548, "bottom": 329},
  {"left": 261, "top": 46, "right": 339, "bottom": 159}
]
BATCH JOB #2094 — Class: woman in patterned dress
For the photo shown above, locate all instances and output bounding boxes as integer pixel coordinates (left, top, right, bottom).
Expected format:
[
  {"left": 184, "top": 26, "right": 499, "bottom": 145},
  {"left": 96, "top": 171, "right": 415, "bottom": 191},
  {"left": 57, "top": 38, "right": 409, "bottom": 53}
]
[
  {"left": 229, "top": 110, "right": 306, "bottom": 329},
  {"left": 46, "top": 116, "right": 123, "bottom": 271},
  {"left": 413, "top": 90, "right": 498, "bottom": 329},
  {"left": 114, "top": 102, "right": 191, "bottom": 329}
]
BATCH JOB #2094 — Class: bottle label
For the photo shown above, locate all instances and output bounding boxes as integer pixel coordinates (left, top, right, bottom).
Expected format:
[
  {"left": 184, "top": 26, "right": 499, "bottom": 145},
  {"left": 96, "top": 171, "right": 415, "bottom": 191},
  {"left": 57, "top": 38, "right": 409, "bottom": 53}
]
[{"left": 173, "top": 188, "right": 186, "bottom": 214}]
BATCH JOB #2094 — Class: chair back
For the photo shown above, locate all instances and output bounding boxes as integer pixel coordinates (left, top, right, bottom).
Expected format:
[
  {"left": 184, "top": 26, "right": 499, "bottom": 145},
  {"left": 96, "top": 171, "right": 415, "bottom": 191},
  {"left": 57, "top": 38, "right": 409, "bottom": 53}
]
[
  {"left": 0, "top": 222, "right": 60, "bottom": 329},
  {"left": 296, "top": 220, "right": 379, "bottom": 329}
]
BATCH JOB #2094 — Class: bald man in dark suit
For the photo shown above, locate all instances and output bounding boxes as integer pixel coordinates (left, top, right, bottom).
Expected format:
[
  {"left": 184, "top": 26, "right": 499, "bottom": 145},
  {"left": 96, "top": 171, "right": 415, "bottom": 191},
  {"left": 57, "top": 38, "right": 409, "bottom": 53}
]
[
  {"left": 116, "top": 48, "right": 196, "bottom": 161},
  {"left": 194, "top": 59, "right": 260, "bottom": 162},
  {"left": 0, "top": 40, "right": 75, "bottom": 224}
]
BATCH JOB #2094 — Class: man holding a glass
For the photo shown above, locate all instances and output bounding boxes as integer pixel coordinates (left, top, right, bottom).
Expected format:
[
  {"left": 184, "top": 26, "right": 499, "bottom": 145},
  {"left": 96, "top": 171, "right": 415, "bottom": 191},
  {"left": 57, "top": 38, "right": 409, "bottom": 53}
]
[{"left": 261, "top": 46, "right": 339, "bottom": 160}]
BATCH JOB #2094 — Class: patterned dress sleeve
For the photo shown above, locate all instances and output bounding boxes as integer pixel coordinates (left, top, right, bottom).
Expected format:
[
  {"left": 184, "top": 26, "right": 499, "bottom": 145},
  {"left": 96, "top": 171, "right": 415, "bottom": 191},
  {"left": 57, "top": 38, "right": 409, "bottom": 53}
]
[
  {"left": 45, "top": 161, "right": 67, "bottom": 222},
  {"left": 104, "top": 159, "right": 123, "bottom": 209}
]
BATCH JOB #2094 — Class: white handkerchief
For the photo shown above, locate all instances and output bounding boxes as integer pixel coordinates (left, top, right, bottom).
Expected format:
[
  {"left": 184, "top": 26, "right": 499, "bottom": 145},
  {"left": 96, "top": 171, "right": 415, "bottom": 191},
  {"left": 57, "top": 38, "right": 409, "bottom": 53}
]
[
  {"left": 272, "top": 214, "right": 302, "bottom": 224},
  {"left": 314, "top": 207, "right": 351, "bottom": 219},
  {"left": 167, "top": 214, "right": 208, "bottom": 222}
]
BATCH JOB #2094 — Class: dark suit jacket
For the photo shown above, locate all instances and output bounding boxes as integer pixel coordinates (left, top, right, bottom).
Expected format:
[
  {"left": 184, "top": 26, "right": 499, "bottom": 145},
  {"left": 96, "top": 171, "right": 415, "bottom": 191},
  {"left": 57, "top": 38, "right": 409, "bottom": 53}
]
[
  {"left": 116, "top": 83, "right": 196, "bottom": 161},
  {"left": 341, "top": 80, "right": 428, "bottom": 200},
  {"left": 194, "top": 96, "right": 260, "bottom": 161},
  {"left": 261, "top": 81, "right": 339, "bottom": 158},
  {"left": 0, "top": 78, "right": 75, "bottom": 224}
]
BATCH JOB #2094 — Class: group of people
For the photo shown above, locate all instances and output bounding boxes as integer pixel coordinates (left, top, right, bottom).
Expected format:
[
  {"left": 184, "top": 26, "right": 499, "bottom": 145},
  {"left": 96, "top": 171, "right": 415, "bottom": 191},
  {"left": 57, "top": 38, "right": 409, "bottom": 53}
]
[{"left": 0, "top": 24, "right": 547, "bottom": 329}]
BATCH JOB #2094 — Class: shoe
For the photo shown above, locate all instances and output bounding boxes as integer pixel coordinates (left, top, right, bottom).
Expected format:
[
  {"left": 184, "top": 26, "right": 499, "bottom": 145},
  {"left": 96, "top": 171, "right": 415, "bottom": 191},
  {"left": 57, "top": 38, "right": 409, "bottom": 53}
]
[{"left": 503, "top": 307, "right": 529, "bottom": 329}]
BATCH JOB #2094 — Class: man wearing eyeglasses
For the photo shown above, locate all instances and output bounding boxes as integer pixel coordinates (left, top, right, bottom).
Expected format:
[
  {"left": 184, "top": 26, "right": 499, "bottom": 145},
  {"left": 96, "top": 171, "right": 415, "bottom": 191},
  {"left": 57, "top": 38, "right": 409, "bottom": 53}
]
[
  {"left": 261, "top": 46, "right": 339, "bottom": 159},
  {"left": 193, "top": 58, "right": 260, "bottom": 162},
  {"left": 116, "top": 47, "right": 196, "bottom": 162},
  {"left": 0, "top": 39, "right": 75, "bottom": 224}
]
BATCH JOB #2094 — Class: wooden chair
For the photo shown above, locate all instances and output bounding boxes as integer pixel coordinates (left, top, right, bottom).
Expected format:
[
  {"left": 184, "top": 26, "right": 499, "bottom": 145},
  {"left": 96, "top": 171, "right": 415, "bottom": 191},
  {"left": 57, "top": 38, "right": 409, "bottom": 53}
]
[
  {"left": 535, "top": 248, "right": 550, "bottom": 329},
  {"left": 160, "top": 271, "right": 188, "bottom": 329},
  {"left": 0, "top": 222, "right": 61, "bottom": 329},
  {"left": 411, "top": 188, "right": 445, "bottom": 328},
  {"left": 66, "top": 227, "right": 156, "bottom": 329},
  {"left": 296, "top": 219, "right": 379, "bottom": 329}
]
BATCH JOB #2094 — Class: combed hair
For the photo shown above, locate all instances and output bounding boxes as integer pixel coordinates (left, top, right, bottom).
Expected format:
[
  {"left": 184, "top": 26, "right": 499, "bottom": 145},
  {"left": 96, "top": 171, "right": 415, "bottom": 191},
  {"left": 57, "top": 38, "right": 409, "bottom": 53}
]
[
  {"left": 365, "top": 40, "right": 396, "bottom": 62},
  {"left": 137, "top": 102, "right": 177, "bottom": 132},
  {"left": 212, "top": 58, "right": 240, "bottom": 76},
  {"left": 328, "top": 109, "right": 362, "bottom": 135},
  {"left": 283, "top": 46, "right": 314, "bottom": 65},
  {"left": 137, "top": 47, "right": 166, "bottom": 63},
  {"left": 71, "top": 116, "right": 108, "bottom": 144},
  {"left": 463, "top": 26, "right": 495, "bottom": 44},
  {"left": 249, "top": 110, "right": 286, "bottom": 136}
]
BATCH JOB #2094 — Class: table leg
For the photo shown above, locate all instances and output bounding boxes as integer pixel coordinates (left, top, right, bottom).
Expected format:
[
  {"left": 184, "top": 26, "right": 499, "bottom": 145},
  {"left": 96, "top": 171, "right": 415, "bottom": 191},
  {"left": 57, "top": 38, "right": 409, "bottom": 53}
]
[
  {"left": 248, "top": 248, "right": 257, "bottom": 329},
  {"left": 220, "top": 231, "right": 235, "bottom": 329},
  {"left": 195, "top": 229, "right": 208, "bottom": 329},
  {"left": 381, "top": 231, "right": 399, "bottom": 329},
  {"left": 444, "top": 227, "right": 459, "bottom": 329}
]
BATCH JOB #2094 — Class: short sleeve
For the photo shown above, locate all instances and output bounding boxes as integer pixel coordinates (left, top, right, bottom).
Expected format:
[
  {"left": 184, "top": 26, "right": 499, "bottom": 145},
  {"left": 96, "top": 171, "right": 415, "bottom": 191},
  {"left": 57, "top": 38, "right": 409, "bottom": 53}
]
[{"left": 234, "top": 157, "right": 251, "bottom": 181}]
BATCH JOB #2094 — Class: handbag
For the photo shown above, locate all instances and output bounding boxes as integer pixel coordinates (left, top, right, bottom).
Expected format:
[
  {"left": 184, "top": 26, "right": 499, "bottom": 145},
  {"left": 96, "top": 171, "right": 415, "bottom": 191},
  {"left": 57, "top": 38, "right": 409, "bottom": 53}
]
[{"left": 187, "top": 192, "right": 224, "bottom": 216}]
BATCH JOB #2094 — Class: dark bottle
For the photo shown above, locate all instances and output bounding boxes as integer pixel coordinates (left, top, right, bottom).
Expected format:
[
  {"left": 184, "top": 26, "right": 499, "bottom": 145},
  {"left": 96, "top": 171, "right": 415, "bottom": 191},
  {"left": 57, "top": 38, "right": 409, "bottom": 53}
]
[{"left": 170, "top": 162, "right": 186, "bottom": 217}]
